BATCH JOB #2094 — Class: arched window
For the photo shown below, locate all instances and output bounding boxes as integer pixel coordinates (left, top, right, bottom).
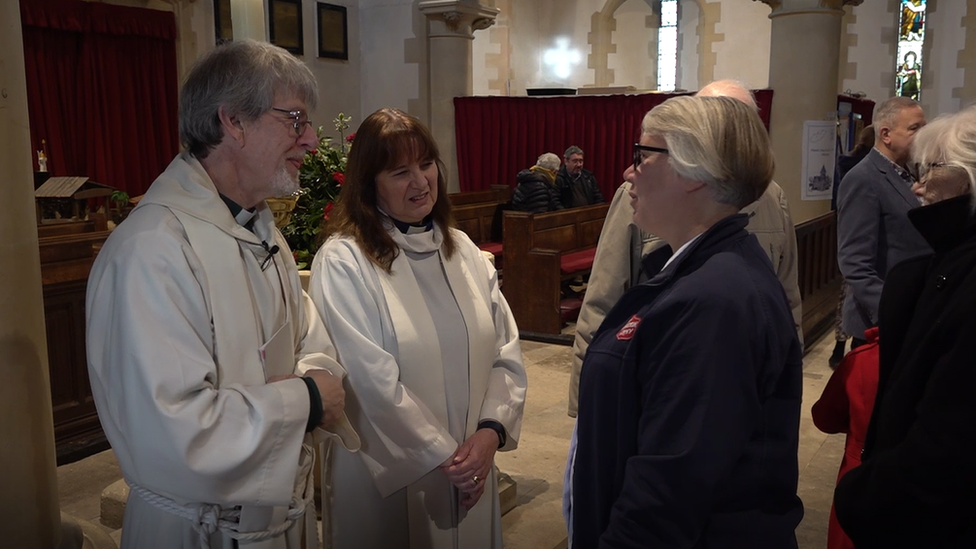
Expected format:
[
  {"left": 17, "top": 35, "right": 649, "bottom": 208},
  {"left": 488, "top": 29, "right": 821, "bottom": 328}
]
[
  {"left": 657, "top": 0, "right": 678, "bottom": 91},
  {"left": 895, "top": 0, "right": 925, "bottom": 101}
]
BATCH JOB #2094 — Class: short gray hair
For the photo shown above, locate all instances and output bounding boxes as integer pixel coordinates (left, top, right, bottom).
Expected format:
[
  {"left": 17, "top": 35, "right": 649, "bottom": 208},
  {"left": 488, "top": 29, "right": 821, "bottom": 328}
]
[
  {"left": 641, "top": 95, "right": 773, "bottom": 209},
  {"left": 179, "top": 39, "right": 318, "bottom": 158},
  {"left": 564, "top": 146, "right": 583, "bottom": 159},
  {"left": 873, "top": 96, "right": 920, "bottom": 133},
  {"left": 536, "top": 152, "right": 561, "bottom": 171},
  {"left": 911, "top": 104, "right": 976, "bottom": 204}
]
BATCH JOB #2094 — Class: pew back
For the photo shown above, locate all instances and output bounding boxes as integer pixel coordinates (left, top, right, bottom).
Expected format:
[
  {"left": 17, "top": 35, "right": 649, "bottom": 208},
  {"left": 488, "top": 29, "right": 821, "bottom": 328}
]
[{"left": 502, "top": 203, "right": 610, "bottom": 335}]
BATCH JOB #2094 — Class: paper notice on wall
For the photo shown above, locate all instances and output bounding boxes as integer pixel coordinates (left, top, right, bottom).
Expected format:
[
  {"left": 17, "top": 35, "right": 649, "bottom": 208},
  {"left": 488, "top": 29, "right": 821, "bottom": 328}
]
[{"left": 801, "top": 120, "right": 837, "bottom": 201}]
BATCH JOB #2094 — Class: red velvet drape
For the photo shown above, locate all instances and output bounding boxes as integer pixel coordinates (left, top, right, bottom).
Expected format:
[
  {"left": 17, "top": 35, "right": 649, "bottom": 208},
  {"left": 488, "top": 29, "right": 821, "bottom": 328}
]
[
  {"left": 21, "top": 0, "right": 178, "bottom": 196},
  {"left": 455, "top": 90, "right": 774, "bottom": 196}
]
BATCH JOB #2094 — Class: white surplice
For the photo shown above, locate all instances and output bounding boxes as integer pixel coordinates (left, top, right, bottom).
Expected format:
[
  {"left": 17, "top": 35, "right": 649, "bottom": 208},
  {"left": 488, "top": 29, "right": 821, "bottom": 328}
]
[
  {"left": 86, "top": 153, "right": 359, "bottom": 549},
  {"left": 309, "top": 223, "right": 527, "bottom": 549}
]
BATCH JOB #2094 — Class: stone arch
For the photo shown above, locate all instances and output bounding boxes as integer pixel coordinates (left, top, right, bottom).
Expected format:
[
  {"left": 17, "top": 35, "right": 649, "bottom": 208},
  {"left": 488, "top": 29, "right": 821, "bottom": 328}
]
[{"left": 588, "top": 0, "right": 658, "bottom": 87}]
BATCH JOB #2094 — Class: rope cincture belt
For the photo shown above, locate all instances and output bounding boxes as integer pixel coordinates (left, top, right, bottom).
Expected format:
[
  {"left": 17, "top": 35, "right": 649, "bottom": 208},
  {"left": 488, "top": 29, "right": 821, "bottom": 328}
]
[{"left": 129, "top": 443, "right": 316, "bottom": 548}]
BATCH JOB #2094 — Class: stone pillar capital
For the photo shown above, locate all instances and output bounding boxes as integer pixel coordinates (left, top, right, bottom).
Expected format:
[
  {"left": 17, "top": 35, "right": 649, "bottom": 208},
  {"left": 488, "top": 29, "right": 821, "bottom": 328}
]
[
  {"left": 753, "top": 0, "right": 862, "bottom": 17},
  {"left": 418, "top": 1, "right": 499, "bottom": 39}
]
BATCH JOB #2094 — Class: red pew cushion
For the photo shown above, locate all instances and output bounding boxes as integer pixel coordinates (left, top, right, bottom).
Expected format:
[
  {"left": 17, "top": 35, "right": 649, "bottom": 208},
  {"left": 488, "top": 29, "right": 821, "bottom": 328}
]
[{"left": 560, "top": 248, "right": 596, "bottom": 275}]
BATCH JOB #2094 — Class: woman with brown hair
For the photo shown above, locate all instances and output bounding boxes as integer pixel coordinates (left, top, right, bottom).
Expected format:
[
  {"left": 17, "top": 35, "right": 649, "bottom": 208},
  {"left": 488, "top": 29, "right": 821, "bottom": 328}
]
[{"left": 308, "top": 107, "right": 526, "bottom": 549}]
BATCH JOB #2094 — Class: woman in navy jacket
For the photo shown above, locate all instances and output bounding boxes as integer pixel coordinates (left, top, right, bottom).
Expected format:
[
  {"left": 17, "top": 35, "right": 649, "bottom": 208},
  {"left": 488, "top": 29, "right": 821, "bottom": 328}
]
[{"left": 572, "top": 96, "right": 804, "bottom": 549}]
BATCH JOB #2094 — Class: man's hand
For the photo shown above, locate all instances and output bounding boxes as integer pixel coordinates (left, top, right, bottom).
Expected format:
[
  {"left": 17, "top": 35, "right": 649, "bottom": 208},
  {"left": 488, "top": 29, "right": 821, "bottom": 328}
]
[{"left": 304, "top": 369, "right": 345, "bottom": 428}]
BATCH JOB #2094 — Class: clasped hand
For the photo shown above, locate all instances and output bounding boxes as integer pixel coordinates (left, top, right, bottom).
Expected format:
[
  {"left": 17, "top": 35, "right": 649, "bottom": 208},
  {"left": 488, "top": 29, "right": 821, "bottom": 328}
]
[{"left": 440, "top": 428, "right": 498, "bottom": 510}]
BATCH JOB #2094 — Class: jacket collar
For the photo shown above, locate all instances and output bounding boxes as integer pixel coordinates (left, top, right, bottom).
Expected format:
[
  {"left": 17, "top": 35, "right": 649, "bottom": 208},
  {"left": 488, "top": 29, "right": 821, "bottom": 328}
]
[
  {"left": 643, "top": 213, "right": 751, "bottom": 286},
  {"left": 868, "top": 148, "right": 919, "bottom": 208},
  {"left": 907, "top": 194, "right": 976, "bottom": 253}
]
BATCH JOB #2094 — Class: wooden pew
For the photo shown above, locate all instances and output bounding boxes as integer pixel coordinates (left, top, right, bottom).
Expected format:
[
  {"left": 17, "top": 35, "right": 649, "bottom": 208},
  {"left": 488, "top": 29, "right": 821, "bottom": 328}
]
[
  {"left": 449, "top": 185, "right": 511, "bottom": 267},
  {"left": 796, "top": 211, "right": 843, "bottom": 352},
  {"left": 502, "top": 203, "right": 610, "bottom": 336}
]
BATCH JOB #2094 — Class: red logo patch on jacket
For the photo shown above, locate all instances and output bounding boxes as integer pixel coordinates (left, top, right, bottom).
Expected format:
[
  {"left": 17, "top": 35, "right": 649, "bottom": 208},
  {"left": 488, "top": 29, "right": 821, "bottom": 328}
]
[{"left": 617, "top": 315, "right": 642, "bottom": 340}]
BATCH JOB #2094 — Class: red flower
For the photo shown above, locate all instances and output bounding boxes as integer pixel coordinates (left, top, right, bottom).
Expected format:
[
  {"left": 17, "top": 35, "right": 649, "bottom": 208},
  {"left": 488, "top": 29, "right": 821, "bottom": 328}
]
[
  {"left": 346, "top": 133, "right": 356, "bottom": 142},
  {"left": 333, "top": 172, "right": 345, "bottom": 186},
  {"left": 323, "top": 201, "right": 335, "bottom": 220},
  {"left": 293, "top": 251, "right": 299, "bottom": 262},
  {"left": 310, "top": 149, "right": 318, "bottom": 155}
]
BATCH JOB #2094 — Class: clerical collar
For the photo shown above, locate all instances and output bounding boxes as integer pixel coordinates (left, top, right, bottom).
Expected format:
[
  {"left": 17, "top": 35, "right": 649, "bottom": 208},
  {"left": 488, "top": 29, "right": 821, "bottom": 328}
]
[
  {"left": 391, "top": 215, "right": 434, "bottom": 234},
  {"left": 219, "top": 193, "right": 257, "bottom": 230}
]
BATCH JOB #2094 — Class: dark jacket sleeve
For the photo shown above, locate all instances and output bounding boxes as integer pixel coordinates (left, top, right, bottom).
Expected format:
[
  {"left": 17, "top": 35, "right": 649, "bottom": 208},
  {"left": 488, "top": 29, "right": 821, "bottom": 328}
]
[
  {"left": 837, "top": 167, "right": 884, "bottom": 326},
  {"left": 600, "top": 295, "right": 765, "bottom": 547},
  {"left": 834, "top": 313, "right": 976, "bottom": 548},
  {"left": 587, "top": 172, "right": 605, "bottom": 204}
]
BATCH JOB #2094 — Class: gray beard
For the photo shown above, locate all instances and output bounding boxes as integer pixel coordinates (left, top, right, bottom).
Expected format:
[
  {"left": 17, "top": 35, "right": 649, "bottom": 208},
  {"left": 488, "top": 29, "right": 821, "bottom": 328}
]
[{"left": 270, "top": 166, "right": 300, "bottom": 197}]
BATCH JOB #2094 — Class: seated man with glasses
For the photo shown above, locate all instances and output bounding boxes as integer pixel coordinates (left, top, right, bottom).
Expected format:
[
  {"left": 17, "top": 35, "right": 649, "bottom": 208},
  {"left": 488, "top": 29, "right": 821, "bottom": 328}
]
[{"left": 85, "top": 39, "right": 359, "bottom": 548}]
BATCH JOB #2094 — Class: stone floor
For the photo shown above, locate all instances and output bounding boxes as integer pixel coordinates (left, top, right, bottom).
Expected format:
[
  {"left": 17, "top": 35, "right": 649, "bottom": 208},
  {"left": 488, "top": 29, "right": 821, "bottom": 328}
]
[{"left": 56, "top": 329, "right": 846, "bottom": 549}]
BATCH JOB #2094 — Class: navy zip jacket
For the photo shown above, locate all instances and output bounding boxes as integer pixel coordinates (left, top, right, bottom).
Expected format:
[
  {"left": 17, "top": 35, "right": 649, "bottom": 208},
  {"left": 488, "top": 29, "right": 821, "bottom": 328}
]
[{"left": 573, "top": 213, "right": 804, "bottom": 549}]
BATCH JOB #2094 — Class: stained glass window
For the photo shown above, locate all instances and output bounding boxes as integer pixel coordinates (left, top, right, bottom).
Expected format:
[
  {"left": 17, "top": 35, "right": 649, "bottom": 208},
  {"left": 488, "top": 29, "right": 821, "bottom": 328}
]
[
  {"left": 657, "top": 0, "right": 678, "bottom": 91},
  {"left": 895, "top": 0, "right": 925, "bottom": 101}
]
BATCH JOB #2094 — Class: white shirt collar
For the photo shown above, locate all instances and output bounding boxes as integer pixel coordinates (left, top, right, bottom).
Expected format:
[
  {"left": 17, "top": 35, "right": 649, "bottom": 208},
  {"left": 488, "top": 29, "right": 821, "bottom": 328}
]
[{"left": 661, "top": 232, "right": 704, "bottom": 271}]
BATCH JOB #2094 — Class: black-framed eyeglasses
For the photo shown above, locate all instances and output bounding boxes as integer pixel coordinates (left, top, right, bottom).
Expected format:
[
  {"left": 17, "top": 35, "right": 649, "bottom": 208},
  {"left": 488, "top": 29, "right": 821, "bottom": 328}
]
[
  {"left": 634, "top": 143, "right": 669, "bottom": 171},
  {"left": 907, "top": 161, "right": 946, "bottom": 183},
  {"left": 270, "top": 107, "right": 312, "bottom": 137}
]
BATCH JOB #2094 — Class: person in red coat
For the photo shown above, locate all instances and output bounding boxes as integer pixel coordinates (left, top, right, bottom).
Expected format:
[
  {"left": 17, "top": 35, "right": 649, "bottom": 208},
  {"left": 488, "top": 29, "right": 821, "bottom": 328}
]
[{"left": 811, "top": 327, "right": 879, "bottom": 549}]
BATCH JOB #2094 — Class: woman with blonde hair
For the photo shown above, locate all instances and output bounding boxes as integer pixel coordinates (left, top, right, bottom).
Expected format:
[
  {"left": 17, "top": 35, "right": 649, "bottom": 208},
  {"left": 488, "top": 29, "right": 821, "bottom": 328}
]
[
  {"left": 308, "top": 107, "right": 526, "bottom": 549},
  {"left": 571, "top": 95, "right": 803, "bottom": 548}
]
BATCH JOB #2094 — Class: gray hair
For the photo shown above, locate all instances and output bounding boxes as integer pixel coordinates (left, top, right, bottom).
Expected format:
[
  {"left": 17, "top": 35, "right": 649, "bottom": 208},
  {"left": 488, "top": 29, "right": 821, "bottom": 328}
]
[
  {"left": 910, "top": 104, "right": 976, "bottom": 204},
  {"left": 536, "top": 152, "right": 561, "bottom": 171},
  {"left": 873, "top": 96, "right": 920, "bottom": 134},
  {"left": 641, "top": 95, "right": 773, "bottom": 209},
  {"left": 179, "top": 39, "right": 318, "bottom": 158},
  {"left": 564, "top": 146, "right": 583, "bottom": 159}
]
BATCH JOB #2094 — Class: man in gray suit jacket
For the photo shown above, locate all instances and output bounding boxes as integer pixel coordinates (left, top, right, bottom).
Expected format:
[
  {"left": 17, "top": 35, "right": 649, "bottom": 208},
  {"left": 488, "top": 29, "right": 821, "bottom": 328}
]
[{"left": 837, "top": 96, "right": 931, "bottom": 347}]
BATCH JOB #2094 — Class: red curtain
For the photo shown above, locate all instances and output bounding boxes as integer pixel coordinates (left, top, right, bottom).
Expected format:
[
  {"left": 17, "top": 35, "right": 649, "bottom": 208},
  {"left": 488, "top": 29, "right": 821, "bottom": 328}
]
[
  {"left": 21, "top": 0, "right": 178, "bottom": 196},
  {"left": 454, "top": 90, "right": 774, "bottom": 196}
]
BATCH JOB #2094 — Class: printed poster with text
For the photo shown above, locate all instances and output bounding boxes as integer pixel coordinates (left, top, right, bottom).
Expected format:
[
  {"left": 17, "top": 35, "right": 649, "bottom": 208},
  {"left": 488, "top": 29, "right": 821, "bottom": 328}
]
[{"left": 801, "top": 121, "right": 837, "bottom": 201}]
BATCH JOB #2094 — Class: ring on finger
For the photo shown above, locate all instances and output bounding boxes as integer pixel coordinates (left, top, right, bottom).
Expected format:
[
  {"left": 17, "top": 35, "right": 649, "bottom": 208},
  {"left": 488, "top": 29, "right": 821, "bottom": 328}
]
[{"left": 472, "top": 475, "right": 480, "bottom": 484}]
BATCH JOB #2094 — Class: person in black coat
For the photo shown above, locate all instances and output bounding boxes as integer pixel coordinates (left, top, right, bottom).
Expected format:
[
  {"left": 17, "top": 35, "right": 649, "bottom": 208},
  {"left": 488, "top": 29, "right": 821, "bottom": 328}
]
[
  {"left": 555, "top": 146, "right": 604, "bottom": 208},
  {"left": 834, "top": 105, "right": 976, "bottom": 548},
  {"left": 571, "top": 96, "right": 803, "bottom": 549},
  {"left": 512, "top": 152, "right": 563, "bottom": 213}
]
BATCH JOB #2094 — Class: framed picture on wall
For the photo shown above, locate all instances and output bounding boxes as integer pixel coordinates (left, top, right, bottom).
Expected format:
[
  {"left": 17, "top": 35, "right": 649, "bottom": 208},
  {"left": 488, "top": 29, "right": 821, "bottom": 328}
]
[
  {"left": 213, "top": 0, "right": 233, "bottom": 43},
  {"left": 269, "top": 0, "right": 304, "bottom": 56},
  {"left": 317, "top": 3, "right": 348, "bottom": 60}
]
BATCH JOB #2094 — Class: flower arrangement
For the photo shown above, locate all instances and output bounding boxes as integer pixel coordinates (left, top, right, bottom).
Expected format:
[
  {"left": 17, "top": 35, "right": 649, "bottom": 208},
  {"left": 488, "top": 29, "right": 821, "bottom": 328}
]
[{"left": 281, "top": 113, "right": 354, "bottom": 269}]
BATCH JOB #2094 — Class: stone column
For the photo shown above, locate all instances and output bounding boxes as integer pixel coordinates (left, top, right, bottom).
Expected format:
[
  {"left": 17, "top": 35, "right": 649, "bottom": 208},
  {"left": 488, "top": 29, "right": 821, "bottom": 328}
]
[
  {"left": 0, "top": 2, "right": 64, "bottom": 547},
  {"left": 756, "top": 0, "right": 862, "bottom": 224},
  {"left": 2, "top": 5, "right": 113, "bottom": 547},
  {"left": 419, "top": 1, "right": 499, "bottom": 193}
]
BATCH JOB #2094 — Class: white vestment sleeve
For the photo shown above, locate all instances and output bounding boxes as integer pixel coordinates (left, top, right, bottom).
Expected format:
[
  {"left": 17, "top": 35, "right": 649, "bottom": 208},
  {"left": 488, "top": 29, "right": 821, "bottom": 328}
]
[{"left": 477, "top": 252, "right": 527, "bottom": 450}]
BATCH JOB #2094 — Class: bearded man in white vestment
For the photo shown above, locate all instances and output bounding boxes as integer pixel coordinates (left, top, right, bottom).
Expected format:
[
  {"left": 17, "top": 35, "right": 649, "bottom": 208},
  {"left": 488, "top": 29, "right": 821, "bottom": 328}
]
[
  {"left": 86, "top": 40, "right": 359, "bottom": 549},
  {"left": 308, "top": 107, "right": 528, "bottom": 549}
]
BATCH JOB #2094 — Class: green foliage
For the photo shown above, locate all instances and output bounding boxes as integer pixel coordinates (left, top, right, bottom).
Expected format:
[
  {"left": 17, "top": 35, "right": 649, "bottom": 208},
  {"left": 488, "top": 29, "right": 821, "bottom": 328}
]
[
  {"left": 280, "top": 113, "right": 353, "bottom": 269},
  {"left": 110, "top": 190, "right": 130, "bottom": 207}
]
